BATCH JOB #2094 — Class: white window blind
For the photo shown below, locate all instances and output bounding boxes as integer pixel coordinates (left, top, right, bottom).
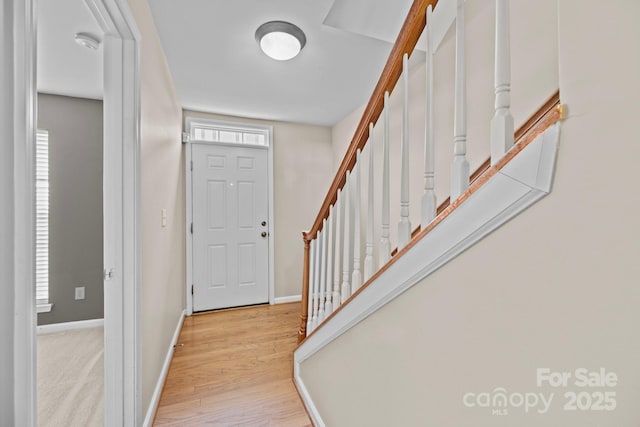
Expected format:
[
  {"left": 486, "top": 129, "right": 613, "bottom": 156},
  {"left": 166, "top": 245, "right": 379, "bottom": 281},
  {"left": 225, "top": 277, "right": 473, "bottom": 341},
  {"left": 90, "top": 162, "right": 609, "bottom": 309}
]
[{"left": 35, "top": 130, "right": 49, "bottom": 304}]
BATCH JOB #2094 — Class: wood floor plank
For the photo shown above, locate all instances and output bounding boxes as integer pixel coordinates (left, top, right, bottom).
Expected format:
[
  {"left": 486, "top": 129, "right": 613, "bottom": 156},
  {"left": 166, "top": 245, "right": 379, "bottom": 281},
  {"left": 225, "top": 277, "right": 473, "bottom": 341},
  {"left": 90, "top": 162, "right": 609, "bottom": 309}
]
[{"left": 153, "top": 302, "right": 311, "bottom": 426}]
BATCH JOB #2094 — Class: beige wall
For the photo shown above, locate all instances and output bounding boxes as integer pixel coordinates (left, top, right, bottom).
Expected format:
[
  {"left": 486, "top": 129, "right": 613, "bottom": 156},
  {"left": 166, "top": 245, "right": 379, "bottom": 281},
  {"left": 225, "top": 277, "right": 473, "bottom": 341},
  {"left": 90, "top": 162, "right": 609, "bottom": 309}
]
[
  {"left": 300, "top": 0, "right": 640, "bottom": 425},
  {"left": 183, "top": 110, "right": 334, "bottom": 298},
  {"left": 127, "top": 0, "right": 185, "bottom": 414},
  {"left": 331, "top": 104, "right": 365, "bottom": 172}
]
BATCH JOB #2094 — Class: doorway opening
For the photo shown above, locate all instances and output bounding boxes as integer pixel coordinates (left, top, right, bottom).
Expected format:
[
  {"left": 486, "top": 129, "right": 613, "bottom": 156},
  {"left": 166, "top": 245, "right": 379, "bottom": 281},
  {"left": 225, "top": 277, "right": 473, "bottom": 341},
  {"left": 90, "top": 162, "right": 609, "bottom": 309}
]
[
  {"left": 185, "top": 118, "right": 275, "bottom": 314},
  {"left": 8, "top": 0, "right": 142, "bottom": 424}
]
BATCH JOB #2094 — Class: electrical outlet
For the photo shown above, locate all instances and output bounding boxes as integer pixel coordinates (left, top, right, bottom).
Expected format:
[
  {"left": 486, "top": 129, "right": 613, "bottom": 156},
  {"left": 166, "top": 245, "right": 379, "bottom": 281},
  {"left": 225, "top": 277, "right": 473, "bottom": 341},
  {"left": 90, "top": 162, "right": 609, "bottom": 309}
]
[
  {"left": 75, "top": 286, "right": 85, "bottom": 300},
  {"left": 161, "top": 208, "right": 167, "bottom": 228}
]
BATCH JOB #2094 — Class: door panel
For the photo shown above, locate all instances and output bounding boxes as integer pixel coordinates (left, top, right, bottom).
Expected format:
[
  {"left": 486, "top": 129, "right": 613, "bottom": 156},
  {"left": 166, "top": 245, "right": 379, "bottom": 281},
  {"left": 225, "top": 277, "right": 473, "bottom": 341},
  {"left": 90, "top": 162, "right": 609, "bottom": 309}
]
[
  {"left": 207, "top": 180, "right": 226, "bottom": 229},
  {"left": 192, "top": 143, "right": 269, "bottom": 311},
  {"left": 207, "top": 244, "right": 227, "bottom": 288},
  {"left": 237, "top": 181, "right": 255, "bottom": 229}
]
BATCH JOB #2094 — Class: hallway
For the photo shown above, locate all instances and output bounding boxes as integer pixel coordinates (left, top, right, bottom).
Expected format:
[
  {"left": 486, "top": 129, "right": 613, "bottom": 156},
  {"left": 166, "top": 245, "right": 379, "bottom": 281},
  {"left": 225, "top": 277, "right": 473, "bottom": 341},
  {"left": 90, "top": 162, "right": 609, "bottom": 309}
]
[{"left": 153, "top": 302, "right": 311, "bottom": 426}]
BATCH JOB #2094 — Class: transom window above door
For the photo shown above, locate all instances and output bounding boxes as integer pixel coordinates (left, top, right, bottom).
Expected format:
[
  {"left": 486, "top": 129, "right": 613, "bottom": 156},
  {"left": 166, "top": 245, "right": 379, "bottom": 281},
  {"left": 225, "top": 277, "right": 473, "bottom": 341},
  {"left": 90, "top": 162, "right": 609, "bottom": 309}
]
[{"left": 188, "top": 119, "right": 269, "bottom": 147}]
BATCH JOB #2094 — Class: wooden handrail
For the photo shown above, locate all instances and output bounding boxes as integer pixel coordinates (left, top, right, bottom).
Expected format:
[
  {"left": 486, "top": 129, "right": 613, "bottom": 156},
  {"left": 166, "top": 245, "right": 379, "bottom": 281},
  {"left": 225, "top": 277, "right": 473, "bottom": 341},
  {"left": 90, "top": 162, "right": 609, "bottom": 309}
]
[
  {"left": 390, "top": 90, "right": 560, "bottom": 256},
  {"left": 306, "top": 0, "right": 438, "bottom": 239},
  {"left": 299, "top": 91, "right": 564, "bottom": 347}
]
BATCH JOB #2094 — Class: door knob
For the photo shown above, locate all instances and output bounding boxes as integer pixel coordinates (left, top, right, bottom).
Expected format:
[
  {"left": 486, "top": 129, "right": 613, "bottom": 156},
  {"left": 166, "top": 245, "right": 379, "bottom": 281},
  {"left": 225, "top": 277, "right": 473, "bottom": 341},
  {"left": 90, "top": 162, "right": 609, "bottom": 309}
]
[{"left": 261, "top": 231, "right": 268, "bottom": 238}]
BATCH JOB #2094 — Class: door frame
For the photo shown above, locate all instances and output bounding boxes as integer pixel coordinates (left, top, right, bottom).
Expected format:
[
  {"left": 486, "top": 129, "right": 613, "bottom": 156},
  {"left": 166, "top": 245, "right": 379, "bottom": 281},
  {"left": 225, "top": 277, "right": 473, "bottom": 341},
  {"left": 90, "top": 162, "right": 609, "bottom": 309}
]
[
  {"left": 184, "top": 117, "right": 275, "bottom": 315},
  {"left": 4, "top": 0, "right": 142, "bottom": 424},
  {"left": 85, "top": 0, "right": 142, "bottom": 424},
  {"left": 3, "top": 0, "right": 38, "bottom": 424}
]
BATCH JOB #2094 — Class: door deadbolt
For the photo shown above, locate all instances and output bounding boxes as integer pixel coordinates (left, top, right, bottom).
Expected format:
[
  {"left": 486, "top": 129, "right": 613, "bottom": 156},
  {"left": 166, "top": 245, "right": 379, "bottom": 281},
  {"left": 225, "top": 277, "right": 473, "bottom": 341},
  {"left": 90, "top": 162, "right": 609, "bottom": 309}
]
[
  {"left": 261, "top": 221, "right": 267, "bottom": 227},
  {"left": 261, "top": 231, "right": 268, "bottom": 238}
]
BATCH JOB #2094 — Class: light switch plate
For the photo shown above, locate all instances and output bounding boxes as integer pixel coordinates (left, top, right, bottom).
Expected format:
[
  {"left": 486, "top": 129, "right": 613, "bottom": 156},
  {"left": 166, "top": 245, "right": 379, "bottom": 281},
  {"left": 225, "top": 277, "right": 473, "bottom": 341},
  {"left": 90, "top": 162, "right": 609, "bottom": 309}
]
[{"left": 75, "top": 286, "right": 85, "bottom": 300}]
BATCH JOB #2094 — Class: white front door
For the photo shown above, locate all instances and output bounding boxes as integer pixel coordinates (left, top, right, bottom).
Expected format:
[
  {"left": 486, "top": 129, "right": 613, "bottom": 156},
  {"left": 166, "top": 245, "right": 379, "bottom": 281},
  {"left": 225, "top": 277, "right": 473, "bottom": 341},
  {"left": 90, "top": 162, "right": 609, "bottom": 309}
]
[{"left": 192, "top": 143, "right": 269, "bottom": 311}]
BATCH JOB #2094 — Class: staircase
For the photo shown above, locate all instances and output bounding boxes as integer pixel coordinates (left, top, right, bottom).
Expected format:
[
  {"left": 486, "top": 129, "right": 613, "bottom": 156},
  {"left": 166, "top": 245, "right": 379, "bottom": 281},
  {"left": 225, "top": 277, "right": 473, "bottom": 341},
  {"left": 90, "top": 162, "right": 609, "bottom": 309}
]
[{"left": 294, "top": 0, "right": 564, "bottom": 424}]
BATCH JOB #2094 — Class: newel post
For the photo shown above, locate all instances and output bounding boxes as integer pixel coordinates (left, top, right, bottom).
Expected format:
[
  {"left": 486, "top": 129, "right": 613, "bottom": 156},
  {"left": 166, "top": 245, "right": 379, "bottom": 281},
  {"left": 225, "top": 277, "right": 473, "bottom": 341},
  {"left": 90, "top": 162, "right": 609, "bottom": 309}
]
[{"left": 298, "top": 232, "right": 312, "bottom": 343}]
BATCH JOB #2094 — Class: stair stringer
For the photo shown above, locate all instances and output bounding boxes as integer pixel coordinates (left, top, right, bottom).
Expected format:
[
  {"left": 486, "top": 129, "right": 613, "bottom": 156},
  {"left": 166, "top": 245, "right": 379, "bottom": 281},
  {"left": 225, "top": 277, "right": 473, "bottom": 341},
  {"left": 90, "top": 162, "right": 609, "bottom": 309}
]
[{"left": 294, "top": 123, "right": 561, "bottom": 427}]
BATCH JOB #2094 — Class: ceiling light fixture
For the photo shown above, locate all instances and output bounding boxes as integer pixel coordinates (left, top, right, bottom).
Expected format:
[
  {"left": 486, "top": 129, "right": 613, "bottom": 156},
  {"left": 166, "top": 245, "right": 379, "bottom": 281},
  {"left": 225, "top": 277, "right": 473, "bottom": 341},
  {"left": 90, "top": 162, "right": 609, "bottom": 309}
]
[
  {"left": 74, "top": 32, "right": 101, "bottom": 50},
  {"left": 255, "top": 21, "right": 306, "bottom": 61}
]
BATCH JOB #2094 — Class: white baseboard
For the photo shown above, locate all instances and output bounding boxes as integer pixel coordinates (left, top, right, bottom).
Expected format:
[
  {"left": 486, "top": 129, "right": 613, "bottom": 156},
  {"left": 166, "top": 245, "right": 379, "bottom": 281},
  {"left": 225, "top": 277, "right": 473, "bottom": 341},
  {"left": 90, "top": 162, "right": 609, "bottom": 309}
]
[
  {"left": 274, "top": 294, "right": 302, "bottom": 304},
  {"left": 294, "top": 362, "right": 326, "bottom": 426},
  {"left": 36, "top": 318, "right": 104, "bottom": 335},
  {"left": 143, "top": 309, "right": 186, "bottom": 427}
]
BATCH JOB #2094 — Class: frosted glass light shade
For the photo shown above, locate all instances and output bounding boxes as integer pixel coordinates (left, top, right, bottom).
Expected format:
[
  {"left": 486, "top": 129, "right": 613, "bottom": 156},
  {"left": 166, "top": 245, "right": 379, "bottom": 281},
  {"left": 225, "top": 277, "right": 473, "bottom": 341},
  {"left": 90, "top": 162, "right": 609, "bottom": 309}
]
[{"left": 256, "top": 21, "right": 306, "bottom": 61}]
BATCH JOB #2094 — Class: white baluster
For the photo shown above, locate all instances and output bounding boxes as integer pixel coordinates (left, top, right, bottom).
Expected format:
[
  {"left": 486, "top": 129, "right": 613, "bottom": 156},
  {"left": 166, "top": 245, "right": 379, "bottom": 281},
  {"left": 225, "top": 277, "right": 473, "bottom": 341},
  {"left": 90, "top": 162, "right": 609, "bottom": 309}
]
[
  {"left": 341, "top": 172, "right": 351, "bottom": 302},
  {"left": 491, "top": 0, "right": 514, "bottom": 165},
  {"left": 422, "top": 4, "right": 437, "bottom": 230},
  {"left": 332, "top": 190, "right": 342, "bottom": 308},
  {"left": 317, "top": 230, "right": 323, "bottom": 318},
  {"left": 451, "top": 0, "right": 470, "bottom": 201},
  {"left": 352, "top": 150, "right": 362, "bottom": 293},
  {"left": 318, "top": 219, "right": 327, "bottom": 321},
  {"left": 363, "top": 123, "right": 375, "bottom": 280},
  {"left": 309, "top": 239, "right": 318, "bottom": 331},
  {"left": 398, "top": 53, "right": 412, "bottom": 249},
  {"left": 325, "top": 206, "right": 334, "bottom": 314},
  {"left": 306, "top": 239, "right": 314, "bottom": 333},
  {"left": 451, "top": 0, "right": 469, "bottom": 202},
  {"left": 380, "top": 91, "right": 391, "bottom": 267}
]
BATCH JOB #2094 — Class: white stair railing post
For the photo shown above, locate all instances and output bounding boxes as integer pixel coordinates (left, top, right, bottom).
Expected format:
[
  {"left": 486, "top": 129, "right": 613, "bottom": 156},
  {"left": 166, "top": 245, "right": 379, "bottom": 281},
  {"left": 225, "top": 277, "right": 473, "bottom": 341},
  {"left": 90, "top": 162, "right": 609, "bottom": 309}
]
[
  {"left": 325, "top": 206, "right": 334, "bottom": 314},
  {"left": 310, "top": 239, "right": 318, "bottom": 330},
  {"left": 332, "top": 190, "right": 342, "bottom": 308},
  {"left": 422, "top": 4, "right": 437, "bottom": 230},
  {"left": 313, "top": 232, "right": 322, "bottom": 329},
  {"left": 398, "top": 53, "right": 412, "bottom": 249},
  {"left": 318, "top": 231, "right": 323, "bottom": 319},
  {"left": 352, "top": 150, "right": 363, "bottom": 293},
  {"left": 380, "top": 92, "right": 391, "bottom": 267},
  {"left": 341, "top": 172, "right": 352, "bottom": 302},
  {"left": 318, "top": 219, "right": 327, "bottom": 321},
  {"left": 363, "top": 124, "right": 375, "bottom": 280},
  {"left": 491, "top": 0, "right": 514, "bottom": 164},
  {"left": 306, "top": 239, "right": 315, "bottom": 333},
  {"left": 451, "top": 0, "right": 470, "bottom": 201}
]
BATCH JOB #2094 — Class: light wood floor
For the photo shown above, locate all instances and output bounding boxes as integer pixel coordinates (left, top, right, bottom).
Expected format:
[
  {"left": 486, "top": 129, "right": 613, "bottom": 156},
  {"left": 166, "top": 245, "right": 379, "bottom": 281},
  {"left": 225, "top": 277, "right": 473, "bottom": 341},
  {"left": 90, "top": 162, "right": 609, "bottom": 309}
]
[{"left": 153, "top": 302, "right": 311, "bottom": 426}]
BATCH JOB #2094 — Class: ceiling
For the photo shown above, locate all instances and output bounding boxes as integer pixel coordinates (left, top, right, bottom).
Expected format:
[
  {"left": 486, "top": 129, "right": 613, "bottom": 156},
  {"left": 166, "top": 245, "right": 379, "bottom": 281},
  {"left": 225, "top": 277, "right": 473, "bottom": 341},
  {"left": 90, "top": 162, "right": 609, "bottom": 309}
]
[
  {"left": 149, "top": 0, "right": 413, "bottom": 126},
  {"left": 37, "top": 0, "right": 104, "bottom": 99},
  {"left": 36, "top": 0, "right": 416, "bottom": 127}
]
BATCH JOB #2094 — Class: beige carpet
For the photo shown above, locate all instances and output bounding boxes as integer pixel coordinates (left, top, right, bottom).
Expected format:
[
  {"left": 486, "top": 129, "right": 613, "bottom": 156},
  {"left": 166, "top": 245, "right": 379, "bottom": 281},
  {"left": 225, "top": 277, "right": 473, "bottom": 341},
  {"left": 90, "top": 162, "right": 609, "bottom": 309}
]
[{"left": 37, "top": 326, "right": 104, "bottom": 427}]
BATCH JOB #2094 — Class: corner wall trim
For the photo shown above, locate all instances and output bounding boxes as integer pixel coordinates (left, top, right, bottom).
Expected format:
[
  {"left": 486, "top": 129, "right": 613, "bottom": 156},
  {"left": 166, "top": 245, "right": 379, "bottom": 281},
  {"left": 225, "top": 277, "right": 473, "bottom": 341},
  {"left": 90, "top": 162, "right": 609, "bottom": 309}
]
[
  {"left": 142, "top": 309, "right": 186, "bottom": 427},
  {"left": 36, "top": 318, "right": 104, "bottom": 335},
  {"left": 274, "top": 295, "right": 302, "bottom": 304}
]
